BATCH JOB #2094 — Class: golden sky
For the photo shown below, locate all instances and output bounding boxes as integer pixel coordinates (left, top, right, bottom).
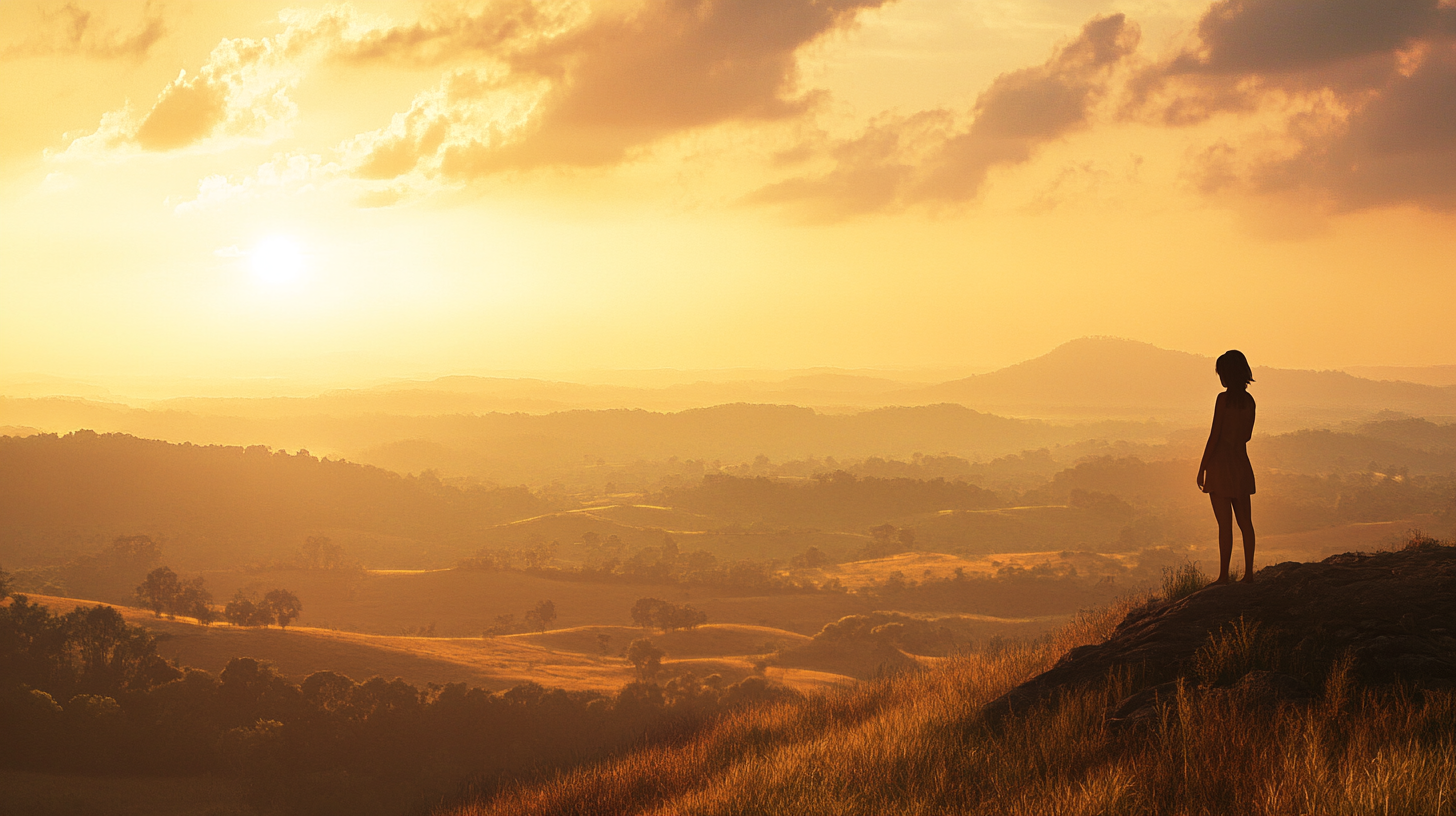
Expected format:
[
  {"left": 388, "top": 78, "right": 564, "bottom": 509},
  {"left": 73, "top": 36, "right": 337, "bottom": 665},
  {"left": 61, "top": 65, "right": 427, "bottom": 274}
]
[{"left": 2, "top": 0, "right": 1453, "bottom": 382}]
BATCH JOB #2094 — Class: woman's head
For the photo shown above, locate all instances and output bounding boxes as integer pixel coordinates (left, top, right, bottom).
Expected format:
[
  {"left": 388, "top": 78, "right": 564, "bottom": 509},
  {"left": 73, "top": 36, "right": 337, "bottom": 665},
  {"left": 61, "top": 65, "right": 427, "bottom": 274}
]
[{"left": 1216, "top": 350, "right": 1253, "bottom": 389}]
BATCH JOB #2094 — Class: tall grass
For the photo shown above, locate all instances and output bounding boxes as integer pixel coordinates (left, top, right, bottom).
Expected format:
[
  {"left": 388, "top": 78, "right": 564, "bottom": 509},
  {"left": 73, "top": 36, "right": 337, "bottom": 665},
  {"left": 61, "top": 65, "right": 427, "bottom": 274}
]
[
  {"left": 446, "top": 593, "right": 1456, "bottom": 816},
  {"left": 1160, "top": 561, "right": 1208, "bottom": 603}
]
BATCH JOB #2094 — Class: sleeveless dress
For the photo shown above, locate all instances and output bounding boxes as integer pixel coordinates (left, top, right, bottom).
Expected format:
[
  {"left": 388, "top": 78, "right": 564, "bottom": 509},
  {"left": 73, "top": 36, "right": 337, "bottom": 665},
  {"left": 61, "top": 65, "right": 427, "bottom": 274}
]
[{"left": 1204, "top": 391, "right": 1256, "bottom": 497}]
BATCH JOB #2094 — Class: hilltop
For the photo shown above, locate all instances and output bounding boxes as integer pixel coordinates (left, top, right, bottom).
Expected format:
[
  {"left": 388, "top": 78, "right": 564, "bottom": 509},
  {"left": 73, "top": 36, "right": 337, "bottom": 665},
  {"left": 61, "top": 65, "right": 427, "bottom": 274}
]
[
  {"left": 912, "top": 337, "right": 1456, "bottom": 425},
  {"left": 449, "top": 542, "right": 1456, "bottom": 816},
  {"left": 987, "top": 542, "right": 1456, "bottom": 720}
]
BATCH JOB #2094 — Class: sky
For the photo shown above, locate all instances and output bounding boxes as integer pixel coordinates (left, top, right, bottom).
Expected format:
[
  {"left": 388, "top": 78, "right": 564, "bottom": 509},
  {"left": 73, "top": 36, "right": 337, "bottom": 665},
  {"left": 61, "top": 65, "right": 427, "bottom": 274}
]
[{"left": 1, "top": 0, "right": 1453, "bottom": 384}]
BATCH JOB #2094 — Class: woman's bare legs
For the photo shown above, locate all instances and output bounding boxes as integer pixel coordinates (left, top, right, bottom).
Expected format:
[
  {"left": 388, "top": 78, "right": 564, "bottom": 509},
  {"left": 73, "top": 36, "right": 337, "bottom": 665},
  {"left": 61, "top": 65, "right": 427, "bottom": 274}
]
[
  {"left": 1232, "top": 494, "right": 1255, "bottom": 582},
  {"left": 1209, "top": 493, "right": 1256, "bottom": 584},
  {"left": 1210, "top": 493, "right": 1233, "bottom": 584}
]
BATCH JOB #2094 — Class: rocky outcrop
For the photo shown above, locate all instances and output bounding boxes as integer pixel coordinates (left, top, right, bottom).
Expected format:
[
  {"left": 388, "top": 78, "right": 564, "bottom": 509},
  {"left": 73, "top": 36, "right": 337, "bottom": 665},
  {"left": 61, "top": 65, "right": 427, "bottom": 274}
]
[{"left": 984, "top": 544, "right": 1456, "bottom": 721}]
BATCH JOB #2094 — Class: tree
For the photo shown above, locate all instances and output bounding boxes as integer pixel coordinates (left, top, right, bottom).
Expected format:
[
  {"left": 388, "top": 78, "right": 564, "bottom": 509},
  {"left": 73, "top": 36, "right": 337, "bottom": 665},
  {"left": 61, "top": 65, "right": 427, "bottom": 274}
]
[
  {"left": 177, "top": 578, "right": 217, "bottom": 625},
  {"left": 630, "top": 597, "right": 707, "bottom": 632},
  {"left": 523, "top": 600, "right": 556, "bottom": 632},
  {"left": 135, "top": 567, "right": 182, "bottom": 617},
  {"left": 0, "top": 564, "right": 10, "bottom": 599},
  {"left": 299, "top": 536, "right": 344, "bottom": 570},
  {"left": 631, "top": 597, "right": 661, "bottom": 629},
  {"left": 791, "top": 546, "right": 829, "bottom": 569},
  {"left": 626, "top": 638, "right": 664, "bottom": 682},
  {"left": 223, "top": 593, "right": 267, "bottom": 627},
  {"left": 262, "top": 590, "right": 302, "bottom": 628}
]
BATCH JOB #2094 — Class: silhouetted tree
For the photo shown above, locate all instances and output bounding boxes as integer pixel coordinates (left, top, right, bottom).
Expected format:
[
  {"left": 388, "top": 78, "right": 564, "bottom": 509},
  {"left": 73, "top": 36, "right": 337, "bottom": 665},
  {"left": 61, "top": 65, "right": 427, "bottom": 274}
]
[
  {"left": 630, "top": 597, "right": 706, "bottom": 632},
  {"left": 791, "top": 546, "right": 829, "bottom": 569},
  {"left": 223, "top": 592, "right": 269, "bottom": 627},
  {"left": 176, "top": 578, "right": 217, "bottom": 625},
  {"left": 0, "top": 565, "right": 10, "bottom": 599},
  {"left": 135, "top": 567, "right": 182, "bottom": 617},
  {"left": 299, "top": 536, "right": 344, "bottom": 570},
  {"left": 262, "top": 590, "right": 302, "bottom": 628},
  {"left": 524, "top": 600, "right": 556, "bottom": 632},
  {"left": 626, "top": 638, "right": 664, "bottom": 681}
]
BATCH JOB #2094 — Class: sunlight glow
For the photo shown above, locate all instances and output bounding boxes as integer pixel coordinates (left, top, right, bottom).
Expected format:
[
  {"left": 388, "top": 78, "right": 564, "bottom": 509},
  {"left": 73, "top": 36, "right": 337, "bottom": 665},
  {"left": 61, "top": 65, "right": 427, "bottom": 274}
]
[{"left": 248, "top": 235, "right": 308, "bottom": 288}]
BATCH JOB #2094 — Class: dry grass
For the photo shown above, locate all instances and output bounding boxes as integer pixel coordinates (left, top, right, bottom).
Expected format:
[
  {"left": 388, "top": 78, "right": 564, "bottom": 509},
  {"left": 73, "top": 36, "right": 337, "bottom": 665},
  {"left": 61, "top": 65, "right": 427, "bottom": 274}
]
[
  {"left": 447, "top": 593, "right": 1456, "bottom": 816},
  {"left": 192, "top": 567, "right": 872, "bottom": 637},
  {"left": 27, "top": 595, "right": 846, "bottom": 692}
]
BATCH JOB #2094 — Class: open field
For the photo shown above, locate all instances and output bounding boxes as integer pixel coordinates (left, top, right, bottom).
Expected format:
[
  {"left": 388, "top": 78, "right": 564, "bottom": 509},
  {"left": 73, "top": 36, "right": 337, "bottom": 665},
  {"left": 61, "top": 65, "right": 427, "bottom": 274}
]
[
  {"left": 194, "top": 568, "right": 874, "bottom": 636},
  {"left": 28, "top": 595, "right": 848, "bottom": 692},
  {"left": 480, "top": 506, "right": 870, "bottom": 561}
]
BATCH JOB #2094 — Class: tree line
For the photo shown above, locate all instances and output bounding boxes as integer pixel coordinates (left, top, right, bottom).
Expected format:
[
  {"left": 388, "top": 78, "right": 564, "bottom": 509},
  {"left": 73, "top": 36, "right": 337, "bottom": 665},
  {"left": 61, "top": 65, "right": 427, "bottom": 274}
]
[
  {"left": 0, "top": 581, "right": 793, "bottom": 816},
  {"left": 134, "top": 565, "right": 302, "bottom": 628}
]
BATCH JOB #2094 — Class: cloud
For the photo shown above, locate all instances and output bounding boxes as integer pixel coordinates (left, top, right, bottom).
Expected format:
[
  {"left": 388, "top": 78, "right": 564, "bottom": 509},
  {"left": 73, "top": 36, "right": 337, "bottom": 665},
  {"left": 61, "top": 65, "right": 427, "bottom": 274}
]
[
  {"left": 175, "top": 153, "right": 342, "bottom": 214},
  {"left": 340, "top": 0, "right": 892, "bottom": 181},
  {"left": 2, "top": 2, "right": 165, "bottom": 61},
  {"left": 747, "top": 14, "right": 1140, "bottom": 219},
  {"left": 53, "top": 8, "right": 362, "bottom": 159},
  {"left": 1259, "top": 45, "right": 1456, "bottom": 210},
  {"left": 1135, "top": 0, "right": 1456, "bottom": 212}
]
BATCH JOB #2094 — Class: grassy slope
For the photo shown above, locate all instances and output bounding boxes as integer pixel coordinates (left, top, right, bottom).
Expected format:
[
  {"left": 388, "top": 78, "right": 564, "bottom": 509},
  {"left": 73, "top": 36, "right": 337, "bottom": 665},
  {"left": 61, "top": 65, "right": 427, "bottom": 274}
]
[{"left": 446, "top": 578, "right": 1456, "bottom": 816}]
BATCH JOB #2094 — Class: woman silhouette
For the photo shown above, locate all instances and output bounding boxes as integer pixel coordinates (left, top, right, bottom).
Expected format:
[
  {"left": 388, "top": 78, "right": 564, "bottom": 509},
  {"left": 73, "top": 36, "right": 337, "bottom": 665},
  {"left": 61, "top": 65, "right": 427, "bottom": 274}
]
[{"left": 1197, "top": 350, "right": 1256, "bottom": 584}]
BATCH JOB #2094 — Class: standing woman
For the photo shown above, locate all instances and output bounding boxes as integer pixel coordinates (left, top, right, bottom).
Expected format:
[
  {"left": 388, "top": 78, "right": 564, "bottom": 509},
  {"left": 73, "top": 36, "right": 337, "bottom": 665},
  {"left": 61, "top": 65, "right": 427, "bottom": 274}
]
[{"left": 1197, "top": 350, "right": 1257, "bottom": 584}]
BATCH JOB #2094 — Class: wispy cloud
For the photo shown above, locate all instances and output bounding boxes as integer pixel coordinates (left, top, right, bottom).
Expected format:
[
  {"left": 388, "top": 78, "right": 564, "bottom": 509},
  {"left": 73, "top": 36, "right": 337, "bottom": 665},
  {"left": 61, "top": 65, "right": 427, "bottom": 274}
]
[
  {"left": 746, "top": 14, "right": 1140, "bottom": 220},
  {"left": 2, "top": 2, "right": 166, "bottom": 61}
]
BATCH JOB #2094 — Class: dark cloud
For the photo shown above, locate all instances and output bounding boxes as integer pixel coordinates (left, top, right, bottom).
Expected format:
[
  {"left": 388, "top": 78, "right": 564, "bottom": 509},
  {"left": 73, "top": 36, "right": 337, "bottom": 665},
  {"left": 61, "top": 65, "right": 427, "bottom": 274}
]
[
  {"left": 1258, "top": 46, "right": 1456, "bottom": 210},
  {"left": 748, "top": 14, "right": 1139, "bottom": 219},
  {"left": 1138, "top": 0, "right": 1456, "bottom": 211},
  {"left": 2, "top": 2, "right": 165, "bottom": 61},
  {"left": 434, "top": 0, "right": 892, "bottom": 175},
  {"left": 1176, "top": 0, "right": 1445, "bottom": 75}
]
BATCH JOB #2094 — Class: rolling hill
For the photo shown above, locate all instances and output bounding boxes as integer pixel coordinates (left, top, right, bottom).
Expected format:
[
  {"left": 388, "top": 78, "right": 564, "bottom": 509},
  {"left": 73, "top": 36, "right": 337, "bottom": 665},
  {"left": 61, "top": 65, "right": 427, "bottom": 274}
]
[
  {"left": 910, "top": 337, "right": 1456, "bottom": 426},
  {"left": 27, "top": 594, "right": 846, "bottom": 693}
]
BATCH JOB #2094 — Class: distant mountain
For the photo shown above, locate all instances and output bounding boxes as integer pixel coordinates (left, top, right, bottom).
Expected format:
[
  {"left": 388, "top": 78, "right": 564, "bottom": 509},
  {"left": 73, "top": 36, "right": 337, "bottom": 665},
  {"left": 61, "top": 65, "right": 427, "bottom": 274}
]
[
  {"left": 1344, "top": 365, "right": 1456, "bottom": 387},
  {"left": 907, "top": 337, "right": 1456, "bottom": 427}
]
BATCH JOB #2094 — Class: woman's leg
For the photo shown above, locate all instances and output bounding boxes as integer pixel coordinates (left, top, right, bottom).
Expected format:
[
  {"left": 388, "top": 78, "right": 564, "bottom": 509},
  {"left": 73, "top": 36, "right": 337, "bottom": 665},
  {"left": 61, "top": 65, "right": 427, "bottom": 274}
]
[
  {"left": 1232, "top": 494, "right": 1255, "bottom": 581},
  {"left": 1209, "top": 493, "right": 1233, "bottom": 583}
]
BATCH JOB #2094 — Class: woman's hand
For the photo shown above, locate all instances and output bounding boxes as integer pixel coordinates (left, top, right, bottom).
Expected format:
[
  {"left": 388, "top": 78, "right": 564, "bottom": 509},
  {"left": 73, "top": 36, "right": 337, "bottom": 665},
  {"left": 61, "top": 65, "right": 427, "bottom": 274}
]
[{"left": 1197, "top": 468, "right": 1207, "bottom": 493}]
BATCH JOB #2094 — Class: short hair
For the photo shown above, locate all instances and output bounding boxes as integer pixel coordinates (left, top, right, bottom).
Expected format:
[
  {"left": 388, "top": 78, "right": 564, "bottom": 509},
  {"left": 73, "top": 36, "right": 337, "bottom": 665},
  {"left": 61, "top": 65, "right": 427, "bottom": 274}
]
[{"left": 1216, "top": 350, "right": 1254, "bottom": 385}]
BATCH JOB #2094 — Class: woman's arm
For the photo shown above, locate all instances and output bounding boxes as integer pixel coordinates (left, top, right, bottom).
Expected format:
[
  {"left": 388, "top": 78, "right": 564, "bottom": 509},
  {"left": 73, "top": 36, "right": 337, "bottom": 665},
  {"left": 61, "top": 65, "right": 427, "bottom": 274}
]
[{"left": 1197, "top": 392, "right": 1225, "bottom": 491}]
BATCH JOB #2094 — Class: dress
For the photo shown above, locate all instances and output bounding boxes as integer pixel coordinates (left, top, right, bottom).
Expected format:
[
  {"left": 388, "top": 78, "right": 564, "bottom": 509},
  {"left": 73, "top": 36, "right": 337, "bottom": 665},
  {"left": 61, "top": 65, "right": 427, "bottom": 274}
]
[{"left": 1202, "top": 390, "right": 1256, "bottom": 497}]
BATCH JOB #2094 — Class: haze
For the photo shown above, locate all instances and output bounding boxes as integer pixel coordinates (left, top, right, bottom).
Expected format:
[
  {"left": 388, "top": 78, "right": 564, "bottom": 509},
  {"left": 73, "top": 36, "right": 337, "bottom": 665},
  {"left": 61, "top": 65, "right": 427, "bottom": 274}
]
[{"left": 3, "top": 0, "right": 1455, "bottom": 386}]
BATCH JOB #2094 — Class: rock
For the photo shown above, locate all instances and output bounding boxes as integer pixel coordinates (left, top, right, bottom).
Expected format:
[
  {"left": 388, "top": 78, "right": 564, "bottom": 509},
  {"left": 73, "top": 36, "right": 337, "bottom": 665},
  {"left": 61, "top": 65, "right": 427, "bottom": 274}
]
[{"left": 984, "top": 545, "right": 1456, "bottom": 723}]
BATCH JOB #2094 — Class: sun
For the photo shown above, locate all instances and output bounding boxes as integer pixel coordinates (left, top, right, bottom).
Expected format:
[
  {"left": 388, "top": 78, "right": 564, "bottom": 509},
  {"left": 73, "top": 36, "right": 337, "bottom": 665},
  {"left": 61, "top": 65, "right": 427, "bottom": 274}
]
[{"left": 248, "top": 235, "right": 308, "bottom": 287}]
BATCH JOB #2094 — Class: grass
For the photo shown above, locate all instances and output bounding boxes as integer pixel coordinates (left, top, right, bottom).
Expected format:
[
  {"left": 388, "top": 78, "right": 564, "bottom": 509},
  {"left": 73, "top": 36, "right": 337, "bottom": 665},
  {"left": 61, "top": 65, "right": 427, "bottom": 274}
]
[
  {"left": 1160, "top": 561, "right": 1208, "bottom": 603},
  {"left": 27, "top": 595, "right": 849, "bottom": 692},
  {"left": 192, "top": 567, "right": 873, "bottom": 637},
  {"left": 445, "top": 592, "right": 1456, "bottom": 816}
]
